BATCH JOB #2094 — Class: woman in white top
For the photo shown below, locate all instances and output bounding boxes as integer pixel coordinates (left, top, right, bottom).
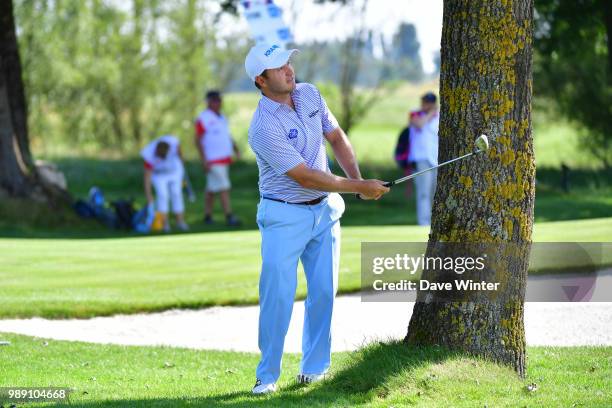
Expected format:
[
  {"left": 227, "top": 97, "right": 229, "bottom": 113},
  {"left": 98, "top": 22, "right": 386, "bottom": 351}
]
[{"left": 141, "top": 135, "right": 189, "bottom": 232}]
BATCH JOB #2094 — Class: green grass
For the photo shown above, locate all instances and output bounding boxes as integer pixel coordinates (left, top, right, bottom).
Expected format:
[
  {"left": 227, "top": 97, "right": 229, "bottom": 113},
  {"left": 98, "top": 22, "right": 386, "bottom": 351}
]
[
  {"left": 1, "top": 84, "right": 610, "bottom": 318},
  {"left": 0, "top": 333, "right": 609, "bottom": 407},
  {"left": 1, "top": 157, "right": 611, "bottom": 238},
  {"left": 7, "top": 78, "right": 610, "bottom": 408},
  {"left": 224, "top": 83, "right": 603, "bottom": 169},
  {"left": 1, "top": 217, "right": 611, "bottom": 319},
  {"left": 11, "top": 83, "right": 608, "bottom": 236}
]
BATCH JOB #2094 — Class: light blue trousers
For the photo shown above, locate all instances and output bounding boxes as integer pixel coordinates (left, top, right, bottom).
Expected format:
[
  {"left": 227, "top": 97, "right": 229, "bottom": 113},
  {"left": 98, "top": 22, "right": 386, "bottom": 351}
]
[{"left": 255, "top": 193, "right": 345, "bottom": 384}]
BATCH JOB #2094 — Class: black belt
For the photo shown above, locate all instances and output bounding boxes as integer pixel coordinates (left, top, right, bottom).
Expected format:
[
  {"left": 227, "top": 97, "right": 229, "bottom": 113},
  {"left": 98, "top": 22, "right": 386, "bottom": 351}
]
[{"left": 262, "top": 195, "right": 327, "bottom": 205}]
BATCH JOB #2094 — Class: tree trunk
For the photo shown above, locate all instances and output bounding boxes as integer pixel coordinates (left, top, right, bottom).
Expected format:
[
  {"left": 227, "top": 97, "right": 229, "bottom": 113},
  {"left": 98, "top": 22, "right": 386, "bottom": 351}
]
[
  {"left": 405, "top": 0, "right": 535, "bottom": 377},
  {"left": 602, "top": 0, "right": 612, "bottom": 82},
  {"left": 0, "top": 0, "right": 34, "bottom": 196},
  {"left": 0, "top": 0, "right": 69, "bottom": 203}
]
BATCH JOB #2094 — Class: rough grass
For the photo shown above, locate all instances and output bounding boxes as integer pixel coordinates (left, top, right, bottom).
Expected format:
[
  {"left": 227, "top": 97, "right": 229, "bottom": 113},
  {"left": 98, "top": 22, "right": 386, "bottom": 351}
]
[{"left": 0, "top": 333, "right": 609, "bottom": 407}]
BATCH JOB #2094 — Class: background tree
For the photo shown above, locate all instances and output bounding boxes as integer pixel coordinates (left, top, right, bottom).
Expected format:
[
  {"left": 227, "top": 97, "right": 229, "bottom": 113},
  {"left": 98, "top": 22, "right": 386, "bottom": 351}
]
[
  {"left": 405, "top": 0, "right": 535, "bottom": 377},
  {"left": 304, "top": 0, "right": 391, "bottom": 134},
  {"left": 0, "top": 0, "right": 67, "bottom": 202},
  {"left": 14, "top": 0, "right": 248, "bottom": 153},
  {"left": 534, "top": 0, "right": 611, "bottom": 168},
  {"left": 389, "top": 23, "right": 423, "bottom": 81},
  {"left": 432, "top": 49, "right": 441, "bottom": 75}
]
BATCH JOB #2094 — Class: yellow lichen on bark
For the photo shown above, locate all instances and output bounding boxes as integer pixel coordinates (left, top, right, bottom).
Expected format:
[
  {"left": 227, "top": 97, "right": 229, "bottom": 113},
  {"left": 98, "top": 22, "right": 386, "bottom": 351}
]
[
  {"left": 502, "top": 301, "right": 526, "bottom": 350},
  {"left": 443, "top": 84, "right": 471, "bottom": 115},
  {"left": 503, "top": 119, "right": 516, "bottom": 136},
  {"left": 458, "top": 175, "right": 473, "bottom": 189},
  {"left": 503, "top": 218, "right": 514, "bottom": 240},
  {"left": 518, "top": 119, "right": 529, "bottom": 138},
  {"left": 500, "top": 149, "right": 516, "bottom": 166}
]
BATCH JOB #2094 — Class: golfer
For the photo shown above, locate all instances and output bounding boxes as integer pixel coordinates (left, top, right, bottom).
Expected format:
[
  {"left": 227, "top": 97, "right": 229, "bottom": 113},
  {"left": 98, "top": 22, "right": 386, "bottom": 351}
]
[
  {"left": 195, "top": 90, "right": 241, "bottom": 226},
  {"left": 245, "top": 43, "right": 389, "bottom": 394},
  {"left": 141, "top": 135, "right": 189, "bottom": 232},
  {"left": 408, "top": 92, "right": 439, "bottom": 226}
]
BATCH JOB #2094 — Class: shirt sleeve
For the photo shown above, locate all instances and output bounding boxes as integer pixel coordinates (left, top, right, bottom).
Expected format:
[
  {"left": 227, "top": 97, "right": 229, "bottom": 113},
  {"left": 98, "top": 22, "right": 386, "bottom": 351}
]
[
  {"left": 249, "top": 127, "right": 305, "bottom": 176},
  {"left": 195, "top": 120, "right": 205, "bottom": 140},
  {"left": 319, "top": 90, "right": 339, "bottom": 134}
]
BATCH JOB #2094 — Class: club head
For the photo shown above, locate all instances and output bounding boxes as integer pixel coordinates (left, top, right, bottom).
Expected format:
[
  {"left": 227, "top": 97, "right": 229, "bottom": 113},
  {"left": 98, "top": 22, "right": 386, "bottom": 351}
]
[{"left": 475, "top": 134, "right": 489, "bottom": 152}]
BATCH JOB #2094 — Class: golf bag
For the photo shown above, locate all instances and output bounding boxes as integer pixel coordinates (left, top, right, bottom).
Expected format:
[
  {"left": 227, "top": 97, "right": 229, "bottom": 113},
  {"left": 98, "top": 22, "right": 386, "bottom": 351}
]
[
  {"left": 86, "top": 187, "right": 117, "bottom": 228},
  {"left": 111, "top": 199, "right": 136, "bottom": 229}
]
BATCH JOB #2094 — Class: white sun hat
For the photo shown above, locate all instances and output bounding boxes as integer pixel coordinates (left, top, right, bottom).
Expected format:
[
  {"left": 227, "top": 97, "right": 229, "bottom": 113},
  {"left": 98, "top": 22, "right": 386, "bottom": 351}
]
[{"left": 244, "top": 43, "right": 299, "bottom": 82}]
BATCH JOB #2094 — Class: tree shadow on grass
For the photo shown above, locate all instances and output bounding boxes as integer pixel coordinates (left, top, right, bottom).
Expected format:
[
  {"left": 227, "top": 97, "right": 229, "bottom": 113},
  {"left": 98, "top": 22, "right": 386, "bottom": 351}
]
[{"left": 51, "top": 342, "right": 459, "bottom": 407}]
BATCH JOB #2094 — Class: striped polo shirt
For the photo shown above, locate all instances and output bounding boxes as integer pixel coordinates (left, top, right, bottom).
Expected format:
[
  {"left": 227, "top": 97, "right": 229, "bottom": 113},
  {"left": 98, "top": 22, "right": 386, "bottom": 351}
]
[{"left": 248, "top": 83, "right": 339, "bottom": 202}]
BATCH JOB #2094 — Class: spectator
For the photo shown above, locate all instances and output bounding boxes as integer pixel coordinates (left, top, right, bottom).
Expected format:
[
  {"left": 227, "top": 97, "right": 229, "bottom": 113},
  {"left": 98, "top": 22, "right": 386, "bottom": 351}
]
[
  {"left": 194, "top": 90, "right": 241, "bottom": 226},
  {"left": 408, "top": 92, "right": 439, "bottom": 225},
  {"left": 141, "top": 135, "right": 189, "bottom": 232}
]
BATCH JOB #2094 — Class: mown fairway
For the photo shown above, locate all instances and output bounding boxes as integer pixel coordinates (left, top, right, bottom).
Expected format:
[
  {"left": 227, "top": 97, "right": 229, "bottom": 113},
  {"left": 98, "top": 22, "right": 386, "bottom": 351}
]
[{"left": 1, "top": 217, "right": 611, "bottom": 319}]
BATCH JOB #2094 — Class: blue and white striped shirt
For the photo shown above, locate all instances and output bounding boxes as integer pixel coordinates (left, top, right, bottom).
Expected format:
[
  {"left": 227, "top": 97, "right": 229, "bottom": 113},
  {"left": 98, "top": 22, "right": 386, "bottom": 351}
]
[{"left": 248, "top": 83, "right": 339, "bottom": 202}]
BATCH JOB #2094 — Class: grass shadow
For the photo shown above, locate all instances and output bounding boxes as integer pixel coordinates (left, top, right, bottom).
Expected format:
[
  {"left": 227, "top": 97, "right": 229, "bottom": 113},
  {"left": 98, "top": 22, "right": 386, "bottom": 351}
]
[{"left": 48, "top": 342, "right": 459, "bottom": 407}]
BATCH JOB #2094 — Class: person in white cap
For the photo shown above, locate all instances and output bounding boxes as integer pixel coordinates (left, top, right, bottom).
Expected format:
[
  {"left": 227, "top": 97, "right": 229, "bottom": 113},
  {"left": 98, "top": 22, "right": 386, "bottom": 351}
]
[
  {"left": 141, "top": 135, "right": 189, "bottom": 232},
  {"left": 245, "top": 43, "right": 389, "bottom": 395}
]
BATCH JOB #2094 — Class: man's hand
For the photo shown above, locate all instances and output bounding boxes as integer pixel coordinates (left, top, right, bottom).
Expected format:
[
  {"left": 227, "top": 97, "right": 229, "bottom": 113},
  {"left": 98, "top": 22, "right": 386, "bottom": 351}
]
[{"left": 357, "top": 180, "right": 390, "bottom": 200}]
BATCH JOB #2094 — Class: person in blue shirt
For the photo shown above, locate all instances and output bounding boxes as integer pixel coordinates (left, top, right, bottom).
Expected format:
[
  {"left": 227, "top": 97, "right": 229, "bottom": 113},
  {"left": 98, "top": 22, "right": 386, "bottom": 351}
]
[{"left": 245, "top": 43, "right": 389, "bottom": 394}]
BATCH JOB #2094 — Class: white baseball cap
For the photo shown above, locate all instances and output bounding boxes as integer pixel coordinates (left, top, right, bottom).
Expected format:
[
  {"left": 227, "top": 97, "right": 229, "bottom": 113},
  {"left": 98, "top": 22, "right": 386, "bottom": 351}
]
[{"left": 244, "top": 43, "right": 299, "bottom": 82}]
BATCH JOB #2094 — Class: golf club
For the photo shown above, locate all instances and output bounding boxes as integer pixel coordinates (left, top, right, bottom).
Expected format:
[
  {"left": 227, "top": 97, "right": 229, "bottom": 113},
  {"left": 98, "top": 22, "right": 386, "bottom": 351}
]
[
  {"left": 356, "top": 134, "right": 490, "bottom": 199},
  {"left": 384, "top": 134, "right": 490, "bottom": 187}
]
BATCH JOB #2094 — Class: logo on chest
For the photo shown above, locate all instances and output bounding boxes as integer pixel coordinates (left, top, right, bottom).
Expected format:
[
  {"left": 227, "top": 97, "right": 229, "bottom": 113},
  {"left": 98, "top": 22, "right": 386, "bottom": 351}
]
[{"left": 288, "top": 129, "right": 299, "bottom": 139}]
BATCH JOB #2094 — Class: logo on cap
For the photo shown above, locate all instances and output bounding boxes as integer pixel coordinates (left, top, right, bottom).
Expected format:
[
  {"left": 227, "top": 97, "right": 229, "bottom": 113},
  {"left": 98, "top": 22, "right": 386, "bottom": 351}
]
[{"left": 264, "top": 45, "right": 280, "bottom": 57}]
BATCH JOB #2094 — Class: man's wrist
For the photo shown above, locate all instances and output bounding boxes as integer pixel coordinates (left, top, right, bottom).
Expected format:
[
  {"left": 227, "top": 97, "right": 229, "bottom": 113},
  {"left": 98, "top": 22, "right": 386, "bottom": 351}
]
[
  {"left": 344, "top": 166, "right": 361, "bottom": 180},
  {"left": 342, "top": 178, "right": 363, "bottom": 193}
]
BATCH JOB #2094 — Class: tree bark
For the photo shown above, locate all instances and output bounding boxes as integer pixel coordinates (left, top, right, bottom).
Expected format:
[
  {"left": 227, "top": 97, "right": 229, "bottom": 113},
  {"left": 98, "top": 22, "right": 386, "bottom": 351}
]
[
  {"left": 405, "top": 0, "right": 535, "bottom": 377},
  {"left": 0, "top": 0, "right": 69, "bottom": 203},
  {"left": 0, "top": 0, "right": 34, "bottom": 196},
  {"left": 602, "top": 0, "right": 612, "bottom": 82}
]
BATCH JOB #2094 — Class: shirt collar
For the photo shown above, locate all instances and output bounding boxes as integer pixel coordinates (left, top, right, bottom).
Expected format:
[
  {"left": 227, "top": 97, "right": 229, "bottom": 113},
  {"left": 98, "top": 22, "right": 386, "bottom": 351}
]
[
  {"left": 259, "top": 88, "right": 299, "bottom": 114},
  {"left": 206, "top": 108, "right": 222, "bottom": 118}
]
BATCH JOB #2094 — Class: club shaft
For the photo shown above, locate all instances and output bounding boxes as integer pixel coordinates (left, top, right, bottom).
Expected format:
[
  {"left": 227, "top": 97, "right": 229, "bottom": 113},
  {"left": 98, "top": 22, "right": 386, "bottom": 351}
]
[{"left": 388, "top": 150, "right": 478, "bottom": 186}]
